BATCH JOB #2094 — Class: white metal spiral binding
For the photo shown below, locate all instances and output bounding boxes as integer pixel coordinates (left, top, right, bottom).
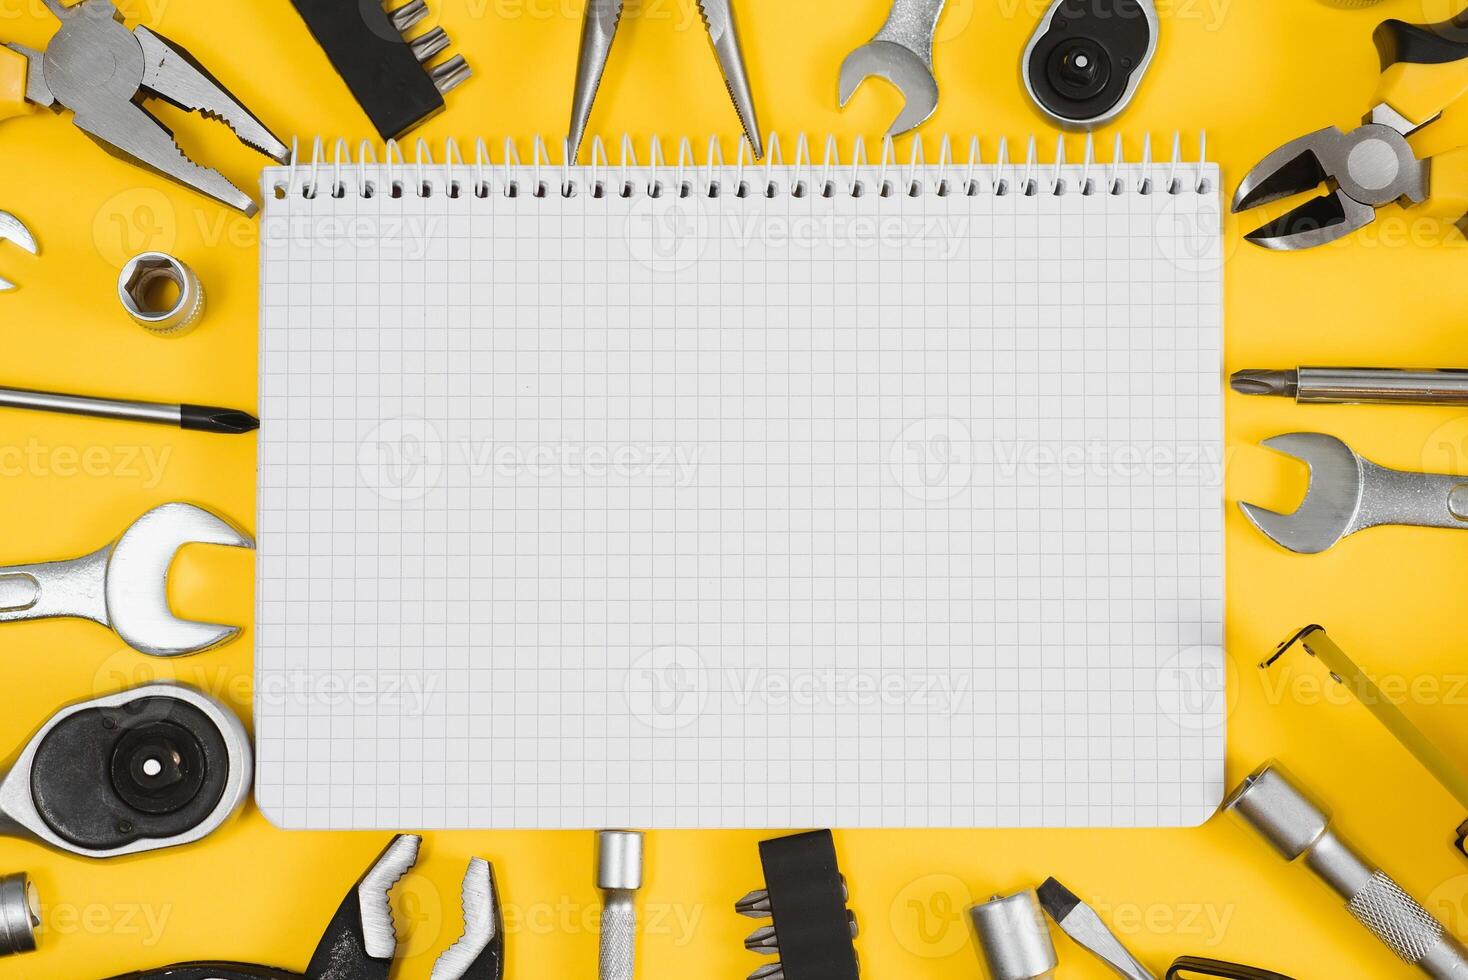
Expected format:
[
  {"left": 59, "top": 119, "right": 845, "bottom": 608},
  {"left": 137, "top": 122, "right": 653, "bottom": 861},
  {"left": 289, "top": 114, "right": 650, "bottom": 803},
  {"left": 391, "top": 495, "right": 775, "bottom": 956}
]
[{"left": 272, "top": 132, "right": 1213, "bottom": 202}]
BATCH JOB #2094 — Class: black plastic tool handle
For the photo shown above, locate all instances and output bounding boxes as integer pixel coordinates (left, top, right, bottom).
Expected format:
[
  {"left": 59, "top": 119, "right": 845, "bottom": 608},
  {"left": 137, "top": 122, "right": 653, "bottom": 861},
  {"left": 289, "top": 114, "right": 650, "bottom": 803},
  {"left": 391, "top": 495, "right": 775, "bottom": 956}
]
[
  {"left": 105, "top": 965, "right": 305, "bottom": 980},
  {"left": 1166, "top": 956, "right": 1296, "bottom": 980},
  {"left": 1376, "top": 11, "right": 1468, "bottom": 69}
]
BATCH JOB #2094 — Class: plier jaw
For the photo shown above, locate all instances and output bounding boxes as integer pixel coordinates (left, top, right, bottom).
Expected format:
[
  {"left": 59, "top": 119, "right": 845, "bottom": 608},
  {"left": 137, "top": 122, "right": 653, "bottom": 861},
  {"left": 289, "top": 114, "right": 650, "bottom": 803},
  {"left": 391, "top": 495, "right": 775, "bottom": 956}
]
[
  {"left": 1232, "top": 115, "right": 1429, "bottom": 250},
  {"left": 7, "top": 0, "right": 287, "bottom": 215}
]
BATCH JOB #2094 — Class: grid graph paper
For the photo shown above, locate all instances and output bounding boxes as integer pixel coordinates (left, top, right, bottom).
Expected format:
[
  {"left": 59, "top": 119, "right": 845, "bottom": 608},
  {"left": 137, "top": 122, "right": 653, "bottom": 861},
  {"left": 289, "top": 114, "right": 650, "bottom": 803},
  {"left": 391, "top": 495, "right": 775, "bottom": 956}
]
[{"left": 256, "top": 159, "right": 1226, "bottom": 830}]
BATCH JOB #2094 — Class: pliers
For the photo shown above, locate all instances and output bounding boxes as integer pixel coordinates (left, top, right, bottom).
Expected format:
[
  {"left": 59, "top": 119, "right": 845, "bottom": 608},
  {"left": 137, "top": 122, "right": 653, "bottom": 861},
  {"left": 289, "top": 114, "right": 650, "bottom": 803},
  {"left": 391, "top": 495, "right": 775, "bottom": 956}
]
[
  {"left": 568, "top": 0, "right": 763, "bottom": 162},
  {"left": 1, "top": 0, "right": 288, "bottom": 215},
  {"left": 1233, "top": 11, "right": 1468, "bottom": 249},
  {"left": 105, "top": 835, "right": 506, "bottom": 980}
]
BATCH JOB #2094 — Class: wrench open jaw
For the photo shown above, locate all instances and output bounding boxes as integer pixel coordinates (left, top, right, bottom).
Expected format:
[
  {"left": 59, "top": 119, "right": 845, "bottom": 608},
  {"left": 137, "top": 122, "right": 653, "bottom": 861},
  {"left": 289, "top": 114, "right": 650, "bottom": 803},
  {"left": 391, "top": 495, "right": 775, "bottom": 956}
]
[
  {"left": 1240, "top": 433, "right": 1468, "bottom": 554},
  {"left": 838, "top": 0, "right": 946, "bottom": 139},
  {"left": 839, "top": 40, "right": 939, "bottom": 139},
  {"left": 0, "top": 502, "right": 255, "bottom": 656},
  {"left": 1239, "top": 433, "right": 1368, "bottom": 555}
]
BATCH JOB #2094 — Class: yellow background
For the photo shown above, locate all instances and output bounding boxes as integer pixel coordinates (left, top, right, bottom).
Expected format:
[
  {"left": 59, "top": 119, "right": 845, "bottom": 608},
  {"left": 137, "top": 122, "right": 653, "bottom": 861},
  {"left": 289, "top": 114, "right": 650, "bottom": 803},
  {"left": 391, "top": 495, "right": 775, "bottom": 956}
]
[{"left": 2, "top": 0, "right": 1468, "bottom": 975}]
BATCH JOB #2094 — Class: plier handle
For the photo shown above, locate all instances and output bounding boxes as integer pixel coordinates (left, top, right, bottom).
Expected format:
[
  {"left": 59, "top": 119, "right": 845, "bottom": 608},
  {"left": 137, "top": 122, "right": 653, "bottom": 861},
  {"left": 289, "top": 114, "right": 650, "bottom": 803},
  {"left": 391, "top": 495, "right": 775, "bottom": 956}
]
[
  {"left": 1234, "top": 9, "right": 1468, "bottom": 249},
  {"left": 105, "top": 836, "right": 506, "bottom": 980}
]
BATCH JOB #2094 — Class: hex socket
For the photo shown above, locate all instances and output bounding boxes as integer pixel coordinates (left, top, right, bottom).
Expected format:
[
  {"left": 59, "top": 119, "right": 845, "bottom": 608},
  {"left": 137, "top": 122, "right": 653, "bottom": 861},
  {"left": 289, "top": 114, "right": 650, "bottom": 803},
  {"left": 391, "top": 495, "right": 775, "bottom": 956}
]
[{"left": 1225, "top": 761, "right": 1468, "bottom": 978}]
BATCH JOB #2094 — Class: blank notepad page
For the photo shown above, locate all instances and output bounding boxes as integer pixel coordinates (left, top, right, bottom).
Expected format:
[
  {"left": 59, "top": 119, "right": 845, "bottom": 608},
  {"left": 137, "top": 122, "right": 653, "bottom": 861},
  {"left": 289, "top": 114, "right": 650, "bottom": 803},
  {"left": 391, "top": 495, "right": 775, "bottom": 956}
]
[{"left": 256, "top": 146, "right": 1226, "bottom": 830}]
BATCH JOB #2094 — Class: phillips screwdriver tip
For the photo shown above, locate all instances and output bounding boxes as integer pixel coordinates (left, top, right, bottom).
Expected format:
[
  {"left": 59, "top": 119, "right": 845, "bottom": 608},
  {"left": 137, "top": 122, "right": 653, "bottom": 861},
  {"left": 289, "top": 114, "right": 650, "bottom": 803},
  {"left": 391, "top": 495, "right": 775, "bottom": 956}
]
[
  {"left": 1230, "top": 369, "right": 1298, "bottom": 399},
  {"left": 181, "top": 405, "right": 261, "bottom": 434}
]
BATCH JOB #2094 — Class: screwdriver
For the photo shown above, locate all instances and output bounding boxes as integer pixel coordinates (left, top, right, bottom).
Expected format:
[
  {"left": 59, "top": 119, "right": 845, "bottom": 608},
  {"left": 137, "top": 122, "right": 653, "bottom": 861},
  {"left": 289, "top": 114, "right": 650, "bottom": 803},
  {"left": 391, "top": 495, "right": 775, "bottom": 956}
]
[
  {"left": 0, "top": 385, "right": 258, "bottom": 434},
  {"left": 1231, "top": 368, "right": 1468, "bottom": 406}
]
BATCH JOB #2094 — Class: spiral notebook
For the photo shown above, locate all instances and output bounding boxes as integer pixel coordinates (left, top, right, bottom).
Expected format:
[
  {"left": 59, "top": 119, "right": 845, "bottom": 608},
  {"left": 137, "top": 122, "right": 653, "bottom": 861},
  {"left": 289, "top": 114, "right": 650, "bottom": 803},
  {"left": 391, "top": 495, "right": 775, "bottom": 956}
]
[{"left": 254, "top": 135, "right": 1227, "bottom": 831}]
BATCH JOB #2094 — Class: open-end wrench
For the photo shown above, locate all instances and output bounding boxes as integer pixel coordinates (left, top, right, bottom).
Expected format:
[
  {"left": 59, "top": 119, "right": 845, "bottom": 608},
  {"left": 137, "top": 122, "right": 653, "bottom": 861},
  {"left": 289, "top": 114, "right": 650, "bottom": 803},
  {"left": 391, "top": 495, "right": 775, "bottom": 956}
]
[
  {"left": 0, "top": 211, "right": 37, "bottom": 292},
  {"left": 0, "top": 503, "right": 254, "bottom": 655},
  {"left": 1240, "top": 433, "right": 1468, "bottom": 554},
  {"left": 838, "top": 0, "right": 946, "bottom": 138}
]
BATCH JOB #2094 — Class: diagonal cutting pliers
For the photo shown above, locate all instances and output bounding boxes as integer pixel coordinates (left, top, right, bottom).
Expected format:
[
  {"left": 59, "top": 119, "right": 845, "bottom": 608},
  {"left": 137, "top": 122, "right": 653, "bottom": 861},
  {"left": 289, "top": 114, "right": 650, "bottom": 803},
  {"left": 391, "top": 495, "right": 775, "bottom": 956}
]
[
  {"left": 1, "top": 0, "right": 288, "bottom": 215},
  {"left": 568, "top": 0, "right": 763, "bottom": 162},
  {"left": 104, "top": 835, "right": 506, "bottom": 980},
  {"left": 1233, "top": 10, "right": 1468, "bottom": 249}
]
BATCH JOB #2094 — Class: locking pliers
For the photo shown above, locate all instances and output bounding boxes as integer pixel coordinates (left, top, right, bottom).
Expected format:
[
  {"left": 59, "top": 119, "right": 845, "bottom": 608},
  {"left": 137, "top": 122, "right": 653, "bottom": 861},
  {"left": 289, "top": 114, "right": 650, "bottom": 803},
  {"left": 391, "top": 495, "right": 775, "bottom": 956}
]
[
  {"left": 106, "top": 835, "right": 506, "bottom": 980},
  {"left": 3, "top": 0, "right": 287, "bottom": 215}
]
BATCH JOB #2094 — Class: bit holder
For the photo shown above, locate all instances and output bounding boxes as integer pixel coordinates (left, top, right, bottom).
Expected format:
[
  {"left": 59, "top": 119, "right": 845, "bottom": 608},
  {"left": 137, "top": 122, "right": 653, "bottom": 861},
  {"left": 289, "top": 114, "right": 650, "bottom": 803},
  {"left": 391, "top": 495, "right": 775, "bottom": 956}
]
[
  {"left": 736, "top": 831, "right": 860, "bottom": 980},
  {"left": 288, "top": 0, "right": 472, "bottom": 140}
]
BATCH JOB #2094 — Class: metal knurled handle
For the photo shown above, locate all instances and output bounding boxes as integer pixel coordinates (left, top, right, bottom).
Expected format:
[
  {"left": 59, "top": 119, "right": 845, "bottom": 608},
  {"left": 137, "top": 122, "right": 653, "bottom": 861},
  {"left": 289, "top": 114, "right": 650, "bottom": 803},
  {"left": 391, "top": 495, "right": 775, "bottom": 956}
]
[
  {"left": 1348, "top": 872, "right": 1445, "bottom": 964},
  {"left": 599, "top": 895, "right": 635, "bottom": 980}
]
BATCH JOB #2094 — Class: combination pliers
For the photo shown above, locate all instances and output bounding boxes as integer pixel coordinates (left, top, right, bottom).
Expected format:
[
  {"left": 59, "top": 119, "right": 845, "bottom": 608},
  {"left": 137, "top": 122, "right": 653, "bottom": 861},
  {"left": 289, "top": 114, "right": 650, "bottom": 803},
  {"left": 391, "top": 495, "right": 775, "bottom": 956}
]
[
  {"left": 106, "top": 835, "right": 506, "bottom": 980},
  {"left": 1233, "top": 11, "right": 1468, "bottom": 249},
  {"left": 1, "top": 0, "right": 287, "bottom": 215}
]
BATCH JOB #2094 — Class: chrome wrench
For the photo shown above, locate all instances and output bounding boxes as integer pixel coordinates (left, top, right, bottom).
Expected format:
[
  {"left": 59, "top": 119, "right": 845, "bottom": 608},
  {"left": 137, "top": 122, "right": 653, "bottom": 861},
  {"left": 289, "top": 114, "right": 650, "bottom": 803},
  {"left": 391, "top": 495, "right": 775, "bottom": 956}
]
[
  {"left": 1240, "top": 433, "right": 1468, "bottom": 554},
  {"left": 839, "top": 0, "right": 946, "bottom": 137},
  {"left": 0, "top": 502, "right": 254, "bottom": 656}
]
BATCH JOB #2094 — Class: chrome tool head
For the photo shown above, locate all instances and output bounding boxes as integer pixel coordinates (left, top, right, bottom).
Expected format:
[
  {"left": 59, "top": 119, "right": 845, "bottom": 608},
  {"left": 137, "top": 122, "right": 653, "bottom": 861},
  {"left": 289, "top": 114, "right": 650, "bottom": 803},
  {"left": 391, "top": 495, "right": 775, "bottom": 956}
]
[
  {"left": 0, "top": 683, "right": 251, "bottom": 858},
  {"left": 0, "top": 212, "right": 37, "bottom": 293},
  {"left": 839, "top": 39, "right": 939, "bottom": 138},
  {"left": 431, "top": 858, "right": 506, "bottom": 980},
  {"left": 697, "top": 0, "right": 764, "bottom": 160},
  {"left": 32, "top": 0, "right": 286, "bottom": 215},
  {"left": 359, "top": 835, "right": 421, "bottom": 959},
  {"left": 1232, "top": 118, "right": 1426, "bottom": 250},
  {"left": 567, "top": 0, "right": 625, "bottom": 163},
  {"left": 106, "top": 503, "right": 255, "bottom": 656},
  {"left": 1238, "top": 433, "right": 1366, "bottom": 555},
  {"left": 302, "top": 834, "right": 421, "bottom": 979},
  {"left": 1223, "top": 761, "right": 1331, "bottom": 863}
]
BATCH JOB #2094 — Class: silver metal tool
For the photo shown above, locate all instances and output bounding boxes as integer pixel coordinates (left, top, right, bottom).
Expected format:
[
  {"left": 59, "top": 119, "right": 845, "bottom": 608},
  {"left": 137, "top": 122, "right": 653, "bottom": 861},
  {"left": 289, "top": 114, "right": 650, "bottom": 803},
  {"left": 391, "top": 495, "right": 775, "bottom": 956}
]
[
  {"left": 0, "top": 684, "right": 250, "bottom": 859},
  {"left": 1264, "top": 626, "right": 1468, "bottom": 859},
  {"left": 1225, "top": 762, "right": 1468, "bottom": 979},
  {"left": 1239, "top": 432, "right": 1468, "bottom": 554},
  {"left": 1231, "top": 102, "right": 1431, "bottom": 251},
  {"left": 98, "top": 833, "right": 506, "bottom": 978},
  {"left": 1021, "top": 0, "right": 1157, "bottom": 130},
  {"left": 0, "top": 211, "right": 37, "bottom": 292},
  {"left": 1036, "top": 878, "right": 1155, "bottom": 980},
  {"left": 597, "top": 830, "right": 644, "bottom": 980},
  {"left": 0, "top": 384, "right": 258, "bottom": 434},
  {"left": 1232, "top": 368, "right": 1468, "bottom": 406},
  {"left": 0, "top": 502, "right": 255, "bottom": 656},
  {"left": 119, "top": 253, "right": 205, "bottom": 336},
  {"left": 568, "top": 0, "right": 763, "bottom": 162},
  {"left": 968, "top": 890, "right": 1058, "bottom": 980},
  {"left": 432, "top": 857, "right": 504, "bottom": 980},
  {"left": 0, "top": 873, "right": 38, "bottom": 956},
  {"left": 4, "top": 0, "right": 289, "bottom": 215},
  {"left": 839, "top": 0, "right": 946, "bottom": 138}
]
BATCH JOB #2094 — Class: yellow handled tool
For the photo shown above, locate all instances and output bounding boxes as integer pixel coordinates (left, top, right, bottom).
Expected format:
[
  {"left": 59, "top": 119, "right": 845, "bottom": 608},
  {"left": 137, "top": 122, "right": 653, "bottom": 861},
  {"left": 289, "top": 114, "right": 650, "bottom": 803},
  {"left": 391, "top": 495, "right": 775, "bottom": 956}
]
[
  {"left": 0, "top": 45, "right": 33, "bottom": 124},
  {"left": 1232, "top": 10, "right": 1468, "bottom": 249},
  {"left": 1264, "top": 625, "right": 1468, "bottom": 859}
]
